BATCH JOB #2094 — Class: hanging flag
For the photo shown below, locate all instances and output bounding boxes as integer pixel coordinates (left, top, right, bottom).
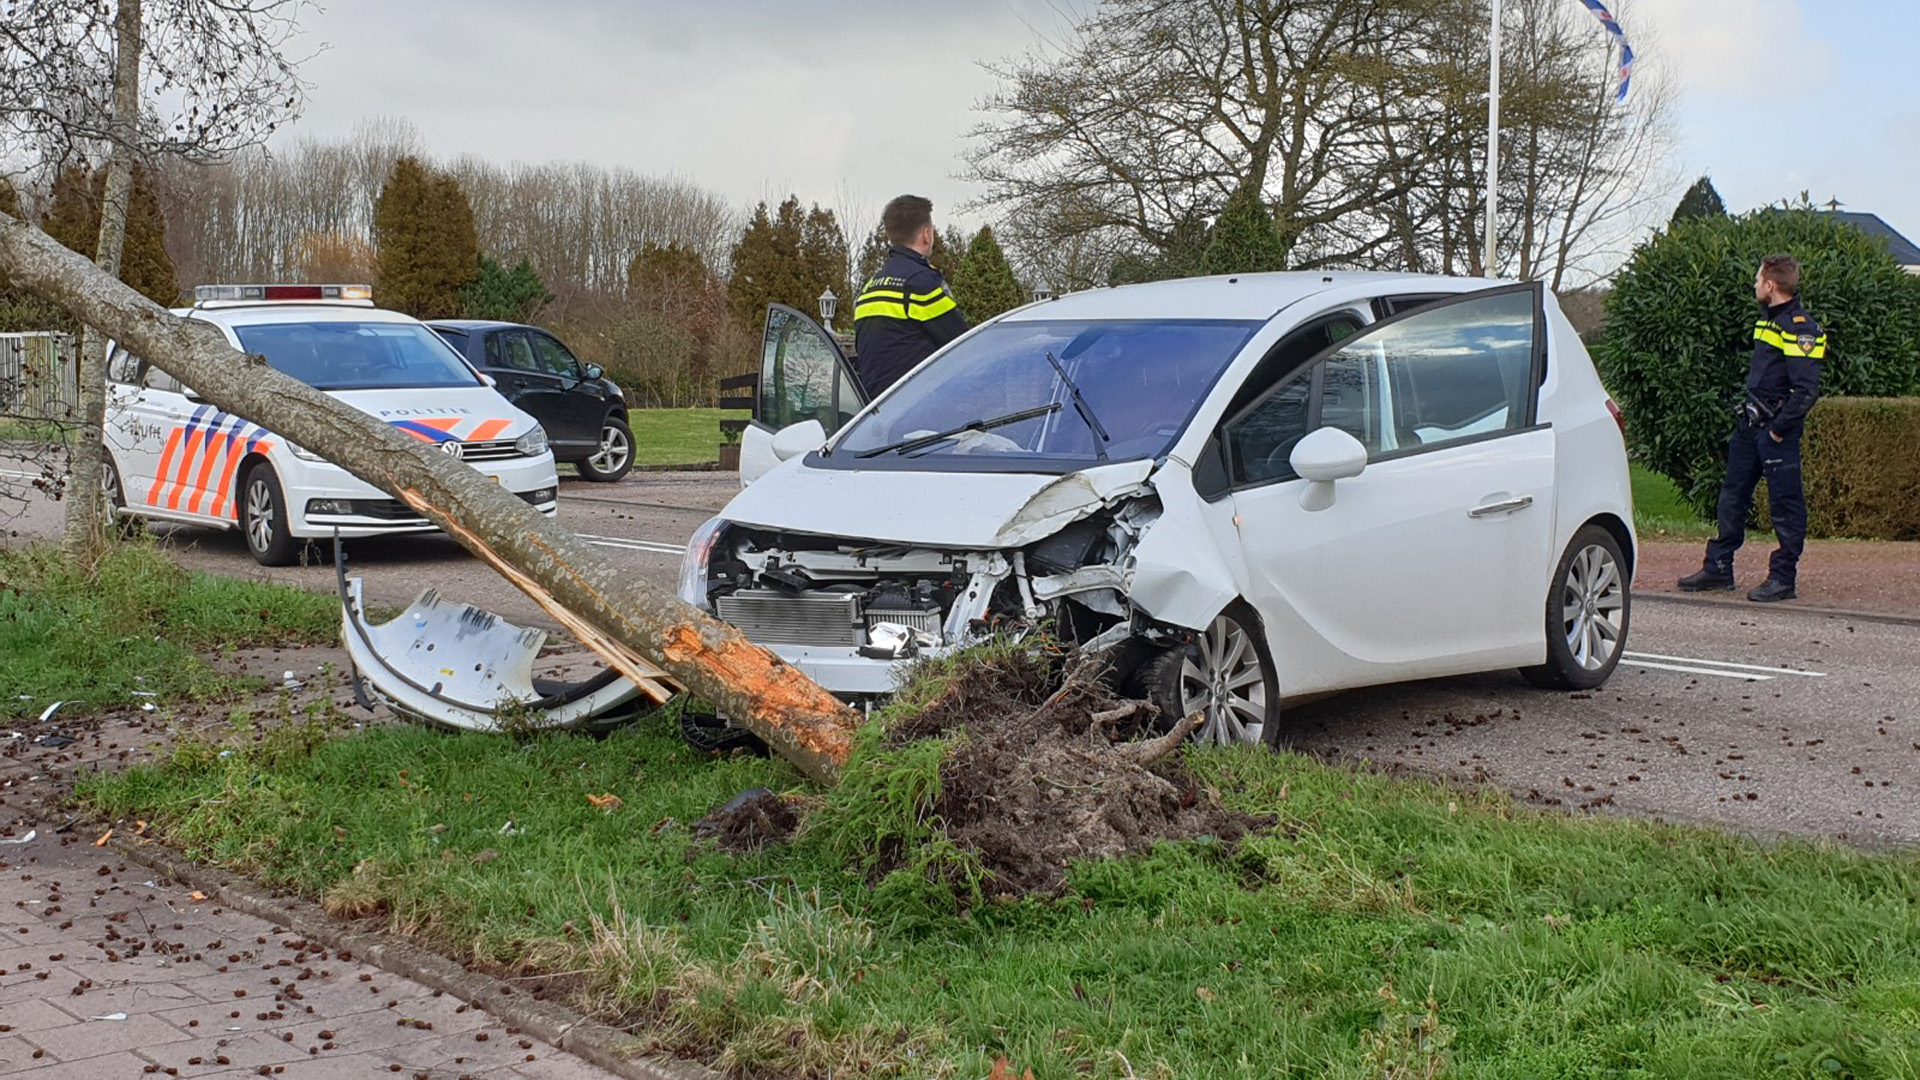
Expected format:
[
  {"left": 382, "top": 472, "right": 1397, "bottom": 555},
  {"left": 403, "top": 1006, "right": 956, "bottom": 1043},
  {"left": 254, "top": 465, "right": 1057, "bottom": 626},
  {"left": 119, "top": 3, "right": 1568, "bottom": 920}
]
[{"left": 1576, "top": 0, "right": 1635, "bottom": 103}]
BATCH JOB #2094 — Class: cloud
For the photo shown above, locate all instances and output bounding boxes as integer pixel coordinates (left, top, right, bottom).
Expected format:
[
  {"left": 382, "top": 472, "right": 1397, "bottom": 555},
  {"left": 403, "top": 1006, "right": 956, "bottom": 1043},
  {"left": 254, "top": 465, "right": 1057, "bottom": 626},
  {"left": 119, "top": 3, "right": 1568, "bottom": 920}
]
[{"left": 1629, "top": 0, "right": 1835, "bottom": 98}]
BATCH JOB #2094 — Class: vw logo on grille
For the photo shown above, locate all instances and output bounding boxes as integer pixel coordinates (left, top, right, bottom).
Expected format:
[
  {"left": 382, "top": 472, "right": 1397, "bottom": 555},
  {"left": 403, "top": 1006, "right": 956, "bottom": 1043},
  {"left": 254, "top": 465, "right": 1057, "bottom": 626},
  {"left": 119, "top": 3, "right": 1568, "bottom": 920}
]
[{"left": 441, "top": 440, "right": 464, "bottom": 459}]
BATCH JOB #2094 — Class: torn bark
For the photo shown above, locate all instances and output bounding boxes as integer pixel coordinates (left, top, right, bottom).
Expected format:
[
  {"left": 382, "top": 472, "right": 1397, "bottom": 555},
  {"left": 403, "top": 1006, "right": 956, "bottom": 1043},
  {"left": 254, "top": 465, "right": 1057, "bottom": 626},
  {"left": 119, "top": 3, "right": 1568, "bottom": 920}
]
[{"left": 0, "top": 209, "right": 861, "bottom": 783}]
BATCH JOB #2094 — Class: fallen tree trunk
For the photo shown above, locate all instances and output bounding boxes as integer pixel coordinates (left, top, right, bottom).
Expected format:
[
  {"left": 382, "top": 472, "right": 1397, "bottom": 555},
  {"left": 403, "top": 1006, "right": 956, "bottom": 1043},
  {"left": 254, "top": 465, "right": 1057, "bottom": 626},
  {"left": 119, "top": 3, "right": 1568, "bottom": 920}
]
[{"left": 0, "top": 209, "right": 860, "bottom": 783}]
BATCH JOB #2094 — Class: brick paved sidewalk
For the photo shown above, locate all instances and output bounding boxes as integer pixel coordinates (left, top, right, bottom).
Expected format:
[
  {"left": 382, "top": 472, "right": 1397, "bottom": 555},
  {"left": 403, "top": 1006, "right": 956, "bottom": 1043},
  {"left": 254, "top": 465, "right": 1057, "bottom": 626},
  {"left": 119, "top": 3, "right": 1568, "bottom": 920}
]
[{"left": 0, "top": 811, "right": 623, "bottom": 1080}]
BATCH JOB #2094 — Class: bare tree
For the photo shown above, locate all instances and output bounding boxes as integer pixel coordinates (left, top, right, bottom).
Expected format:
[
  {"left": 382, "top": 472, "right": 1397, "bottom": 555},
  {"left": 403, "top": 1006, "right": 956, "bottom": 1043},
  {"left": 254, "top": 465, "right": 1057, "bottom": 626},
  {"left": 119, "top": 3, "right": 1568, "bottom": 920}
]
[
  {"left": 0, "top": 208, "right": 862, "bottom": 782},
  {"left": 968, "top": 0, "right": 1673, "bottom": 287},
  {"left": 1, "top": 0, "right": 309, "bottom": 558}
]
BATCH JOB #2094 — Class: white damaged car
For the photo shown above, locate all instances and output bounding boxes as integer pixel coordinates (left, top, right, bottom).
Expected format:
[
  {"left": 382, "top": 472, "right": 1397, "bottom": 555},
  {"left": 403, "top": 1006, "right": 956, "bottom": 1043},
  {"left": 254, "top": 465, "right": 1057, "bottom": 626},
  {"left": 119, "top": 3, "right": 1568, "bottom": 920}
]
[{"left": 681, "top": 273, "right": 1634, "bottom": 745}]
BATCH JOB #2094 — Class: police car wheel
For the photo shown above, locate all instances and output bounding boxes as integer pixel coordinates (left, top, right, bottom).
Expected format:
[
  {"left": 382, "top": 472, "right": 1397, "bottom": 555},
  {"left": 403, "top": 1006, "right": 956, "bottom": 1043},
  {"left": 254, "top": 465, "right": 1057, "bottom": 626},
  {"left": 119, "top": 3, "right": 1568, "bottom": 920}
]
[
  {"left": 241, "top": 462, "right": 305, "bottom": 567},
  {"left": 578, "top": 418, "right": 633, "bottom": 482},
  {"left": 1521, "top": 524, "right": 1630, "bottom": 691},
  {"left": 99, "top": 457, "right": 140, "bottom": 539}
]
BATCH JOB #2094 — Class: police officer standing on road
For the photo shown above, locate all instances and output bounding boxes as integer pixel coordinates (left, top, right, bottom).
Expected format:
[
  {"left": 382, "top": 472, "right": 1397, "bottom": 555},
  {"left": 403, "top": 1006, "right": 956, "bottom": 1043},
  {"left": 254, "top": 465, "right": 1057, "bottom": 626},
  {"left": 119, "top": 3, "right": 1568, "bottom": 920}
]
[
  {"left": 853, "top": 195, "right": 969, "bottom": 397},
  {"left": 1679, "top": 254, "right": 1825, "bottom": 602}
]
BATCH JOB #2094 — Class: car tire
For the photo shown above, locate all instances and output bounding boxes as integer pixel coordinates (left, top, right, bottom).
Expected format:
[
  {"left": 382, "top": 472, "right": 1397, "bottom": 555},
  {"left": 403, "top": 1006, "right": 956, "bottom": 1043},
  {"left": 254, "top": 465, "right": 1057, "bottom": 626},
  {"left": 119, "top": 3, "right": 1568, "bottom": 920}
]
[
  {"left": 1521, "top": 524, "right": 1630, "bottom": 691},
  {"left": 99, "top": 456, "right": 141, "bottom": 539},
  {"left": 1129, "top": 602, "right": 1281, "bottom": 748},
  {"left": 577, "top": 417, "right": 633, "bottom": 482},
  {"left": 241, "top": 462, "right": 306, "bottom": 567}
]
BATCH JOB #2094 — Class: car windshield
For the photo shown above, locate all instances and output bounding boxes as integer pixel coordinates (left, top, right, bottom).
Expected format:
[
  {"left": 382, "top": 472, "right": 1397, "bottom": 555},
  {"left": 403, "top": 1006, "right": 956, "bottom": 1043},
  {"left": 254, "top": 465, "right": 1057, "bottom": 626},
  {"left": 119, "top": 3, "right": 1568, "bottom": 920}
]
[
  {"left": 831, "top": 318, "right": 1259, "bottom": 468},
  {"left": 232, "top": 321, "right": 481, "bottom": 391}
]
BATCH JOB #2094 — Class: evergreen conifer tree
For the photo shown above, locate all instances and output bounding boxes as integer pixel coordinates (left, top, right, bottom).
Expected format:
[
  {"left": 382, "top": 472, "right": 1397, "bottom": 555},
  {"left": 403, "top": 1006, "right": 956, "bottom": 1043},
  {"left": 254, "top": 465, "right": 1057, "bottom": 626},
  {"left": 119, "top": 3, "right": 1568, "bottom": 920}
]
[
  {"left": 40, "top": 164, "right": 176, "bottom": 305},
  {"left": 728, "top": 196, "right": 846, "bottom": 328},
  {"left": 373, "top": 156, "right": 480, "bottom": 319},
  {"left": 955, "top": 225, "right": 1025, "bottom": 320},
  {"left": 1670, "top": 176, "right": 1728, "bottom": 226},
  {"left": 1200, "top": 185, "right": 1285, "bottom": 276},
  {"left": 459, "top": 256, "right": 553, "bottom": 323}
]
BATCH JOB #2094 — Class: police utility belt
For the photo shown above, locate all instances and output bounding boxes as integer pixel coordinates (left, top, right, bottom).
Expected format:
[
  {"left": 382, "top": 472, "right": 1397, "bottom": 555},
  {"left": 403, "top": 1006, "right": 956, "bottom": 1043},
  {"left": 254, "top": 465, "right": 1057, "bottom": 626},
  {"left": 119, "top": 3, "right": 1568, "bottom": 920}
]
[{"left": 1738, "top": 392, "right": 1780, "bottom": 429}]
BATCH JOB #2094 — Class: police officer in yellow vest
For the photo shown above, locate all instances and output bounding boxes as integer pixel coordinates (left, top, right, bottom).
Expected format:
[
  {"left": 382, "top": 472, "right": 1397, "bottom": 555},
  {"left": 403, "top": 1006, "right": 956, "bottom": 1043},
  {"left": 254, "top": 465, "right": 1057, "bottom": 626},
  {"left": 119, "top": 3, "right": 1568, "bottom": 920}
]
[
  {"left": 1679, "top": 254, "right": 1825, "bottom": 602},
  {"left": 853, "top": 195, "right": 969, "bottom": 397}
]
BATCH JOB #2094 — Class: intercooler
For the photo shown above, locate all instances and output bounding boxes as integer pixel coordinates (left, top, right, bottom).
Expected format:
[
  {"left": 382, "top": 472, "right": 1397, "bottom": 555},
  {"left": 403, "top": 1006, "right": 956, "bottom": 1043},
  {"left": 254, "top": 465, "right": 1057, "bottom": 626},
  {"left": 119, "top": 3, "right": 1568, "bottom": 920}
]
[{"left": 715, "top": 589, "right": 942, "bottom": 647}]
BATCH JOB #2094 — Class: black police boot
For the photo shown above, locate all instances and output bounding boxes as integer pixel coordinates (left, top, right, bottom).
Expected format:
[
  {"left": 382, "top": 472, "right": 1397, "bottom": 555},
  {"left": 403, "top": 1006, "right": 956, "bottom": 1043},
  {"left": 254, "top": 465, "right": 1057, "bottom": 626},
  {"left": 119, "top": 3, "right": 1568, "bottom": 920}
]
[
  {"left": 1677, "top": 566, "right": 1735, "bottom": 592},
  {"left": 1747, "top": 578, "right": 1796, "bottom": 603}
]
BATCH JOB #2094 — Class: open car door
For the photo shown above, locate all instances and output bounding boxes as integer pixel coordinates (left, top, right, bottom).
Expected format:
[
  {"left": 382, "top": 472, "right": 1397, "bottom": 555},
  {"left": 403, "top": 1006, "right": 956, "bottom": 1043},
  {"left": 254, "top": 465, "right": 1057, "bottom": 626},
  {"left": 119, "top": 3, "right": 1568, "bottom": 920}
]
[{"left": 739, "top": 304, "right": 866, "bottom": 485}]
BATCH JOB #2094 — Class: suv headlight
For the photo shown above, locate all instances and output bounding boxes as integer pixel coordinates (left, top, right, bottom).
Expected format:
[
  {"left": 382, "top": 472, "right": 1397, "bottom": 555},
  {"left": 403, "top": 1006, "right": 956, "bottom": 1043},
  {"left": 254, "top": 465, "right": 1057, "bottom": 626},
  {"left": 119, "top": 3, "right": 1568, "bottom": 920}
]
[
  {"left": 514, "top": 426, "right": 549, "bottom": 457},
  {"left": 287, "top": 442, "right": 326, "bottom": 462},
  {"left": 679, "top": 516, "right": 730, "bottom": 610}
]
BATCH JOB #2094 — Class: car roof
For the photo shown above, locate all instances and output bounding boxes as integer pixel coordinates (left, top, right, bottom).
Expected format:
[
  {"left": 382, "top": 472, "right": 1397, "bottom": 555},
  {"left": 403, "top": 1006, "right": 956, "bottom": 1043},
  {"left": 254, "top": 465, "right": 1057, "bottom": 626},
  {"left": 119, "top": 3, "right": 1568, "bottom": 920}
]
[
  {"left": 1002, "top": 271, "right": 1504, "bottom": 323},
  {"left": 174, "top": 304, "right": 428, "bottom": 329}
]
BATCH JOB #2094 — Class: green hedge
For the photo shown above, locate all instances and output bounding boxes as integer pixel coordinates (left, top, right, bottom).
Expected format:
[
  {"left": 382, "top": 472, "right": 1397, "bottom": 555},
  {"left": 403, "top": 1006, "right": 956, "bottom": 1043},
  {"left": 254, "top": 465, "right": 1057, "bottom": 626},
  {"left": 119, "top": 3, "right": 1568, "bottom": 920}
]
[
  {"left": 1598, "top": 209, "right": 1920, "bottom": 519},
  {"left": 1802, "top": 397, "right": 1920, "bottom": 540}
]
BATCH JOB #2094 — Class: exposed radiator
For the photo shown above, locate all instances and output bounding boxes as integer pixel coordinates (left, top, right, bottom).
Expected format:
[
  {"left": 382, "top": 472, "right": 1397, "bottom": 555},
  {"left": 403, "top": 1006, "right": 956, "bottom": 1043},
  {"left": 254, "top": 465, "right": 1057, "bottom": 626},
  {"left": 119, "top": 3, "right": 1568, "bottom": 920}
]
[
  {"left": 717, "top": 589, "right": 864, "bottom": 646},
  {"left": 865, "top": 608, "right": 942, "bottom": 637}
]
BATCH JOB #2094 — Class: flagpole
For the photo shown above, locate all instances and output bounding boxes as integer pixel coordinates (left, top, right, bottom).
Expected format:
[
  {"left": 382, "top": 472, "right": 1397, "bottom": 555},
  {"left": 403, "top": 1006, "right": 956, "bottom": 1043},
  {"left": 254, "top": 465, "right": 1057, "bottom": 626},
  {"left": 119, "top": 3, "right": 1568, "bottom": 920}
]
[{"left": 1484, "top": 0, "right": 1501, "bottom": 276}]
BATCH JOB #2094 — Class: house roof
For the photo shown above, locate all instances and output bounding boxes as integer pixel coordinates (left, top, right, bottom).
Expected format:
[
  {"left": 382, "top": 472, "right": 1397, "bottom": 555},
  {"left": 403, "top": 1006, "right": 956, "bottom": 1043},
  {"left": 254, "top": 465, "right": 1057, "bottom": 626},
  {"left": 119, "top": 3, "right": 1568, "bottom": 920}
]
[{"left": 1826, "top": 211, "right": 1920, "bottom": 266}]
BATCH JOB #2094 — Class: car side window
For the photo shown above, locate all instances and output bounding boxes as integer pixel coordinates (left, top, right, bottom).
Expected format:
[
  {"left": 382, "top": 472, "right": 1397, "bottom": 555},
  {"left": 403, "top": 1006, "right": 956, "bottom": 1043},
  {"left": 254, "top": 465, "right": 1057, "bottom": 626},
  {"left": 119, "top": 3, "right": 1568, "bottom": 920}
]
[
  {"left": 107, "top": 346, "right": 142, "bottom": 385},
  {"left": 143, "top": 364, "right": 184, "bottom": 394},
  {"left": 529, "top": 333, "right": 580, "bottom": 378},
  {"left": 1227, "top": 373, "right": 1313, "bottom": 484},
  {"left": 1375, "top": 288, "right": 1537, "bottom": 450},
  {"left": 498, "top": 331, "right": 539, "bottom": 372}
]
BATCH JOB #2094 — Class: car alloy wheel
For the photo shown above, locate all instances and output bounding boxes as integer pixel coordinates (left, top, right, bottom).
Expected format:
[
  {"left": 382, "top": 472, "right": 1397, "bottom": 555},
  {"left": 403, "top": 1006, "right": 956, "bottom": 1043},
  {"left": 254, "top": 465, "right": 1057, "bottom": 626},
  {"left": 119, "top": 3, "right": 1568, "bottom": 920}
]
[
  {"left": 1522, "top": 523, "right": 1630, "bottom": 691},
  {"left": 1131, "top": 605, "right": 1280, "bottom": 747},
  {"left": 578, "top": 417, "right": 634, "bottom": 482},
  {"left": 244, "top": 474, "right": 276, "bottom": 552},
  {"left": 1562, "top": 541, "right": 1626, "bottom": 672},
  {"left": 240, "top": 462, "right": 305, "bottom": 566}
]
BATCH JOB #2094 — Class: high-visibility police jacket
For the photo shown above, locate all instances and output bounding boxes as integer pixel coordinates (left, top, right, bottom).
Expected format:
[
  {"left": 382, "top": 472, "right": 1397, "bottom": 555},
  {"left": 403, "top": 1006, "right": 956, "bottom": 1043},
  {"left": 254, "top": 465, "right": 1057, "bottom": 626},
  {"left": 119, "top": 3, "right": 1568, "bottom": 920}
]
[
  {"left": 1749, "top": 296, "right": 1825, "bottom": 438},
  {"left": 853, "top": 245, "right": 969, "bottom": 396}
]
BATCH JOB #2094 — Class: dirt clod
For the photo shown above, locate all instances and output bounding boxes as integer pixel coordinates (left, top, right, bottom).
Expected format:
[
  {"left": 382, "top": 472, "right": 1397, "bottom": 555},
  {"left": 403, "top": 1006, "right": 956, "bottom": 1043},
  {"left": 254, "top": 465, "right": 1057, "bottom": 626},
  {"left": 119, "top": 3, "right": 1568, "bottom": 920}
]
[{"left": 694, "top": 788, "right": 798, "bottom": 853}]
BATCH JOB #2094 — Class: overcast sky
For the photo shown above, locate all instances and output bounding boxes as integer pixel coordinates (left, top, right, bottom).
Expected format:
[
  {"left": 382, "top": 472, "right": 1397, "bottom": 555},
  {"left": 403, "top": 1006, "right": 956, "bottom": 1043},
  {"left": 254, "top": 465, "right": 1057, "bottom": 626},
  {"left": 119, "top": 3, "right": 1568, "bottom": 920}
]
[{"left": 272, "top": 0, "right": 1920, "bottom": 259}]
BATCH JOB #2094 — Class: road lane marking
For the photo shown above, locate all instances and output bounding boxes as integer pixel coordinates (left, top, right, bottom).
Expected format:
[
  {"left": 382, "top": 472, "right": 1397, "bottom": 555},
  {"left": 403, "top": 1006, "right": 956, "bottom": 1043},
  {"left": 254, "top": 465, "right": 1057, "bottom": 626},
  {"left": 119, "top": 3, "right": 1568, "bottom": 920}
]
[
  {"left": 575, "top": 533, "right": 686, "bottom": 556},
  {"left": 1621, "top": 658, "right": 1773, "bottom": 681},
  {"left": 0, "top": 468, "right": 47, "bottom": 480},
  {"left": 1623, "top": 651, "right": 1825, "bottom": 678}
]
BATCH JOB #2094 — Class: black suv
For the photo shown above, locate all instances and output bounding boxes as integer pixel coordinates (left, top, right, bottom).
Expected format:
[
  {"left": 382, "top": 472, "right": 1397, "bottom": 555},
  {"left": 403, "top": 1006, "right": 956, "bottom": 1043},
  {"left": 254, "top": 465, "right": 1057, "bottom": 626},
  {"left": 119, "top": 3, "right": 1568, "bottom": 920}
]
[{"left": 428, "top": 320, "right": 633, "bottom": 482}]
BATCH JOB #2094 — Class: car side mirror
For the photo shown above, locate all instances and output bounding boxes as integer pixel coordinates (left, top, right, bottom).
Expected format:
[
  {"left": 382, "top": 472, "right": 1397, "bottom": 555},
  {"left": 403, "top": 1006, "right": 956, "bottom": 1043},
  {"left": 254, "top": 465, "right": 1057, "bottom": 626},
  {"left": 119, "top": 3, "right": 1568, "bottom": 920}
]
[
  {"left": 582, "top": 363, "right": 603, "bottom": 381},
  {"left": 1290, "top": 426, "right": 1367, "bottom": 511},
  {"left": 771, "top": 419, "right": 827, "bottom": 463},
  {"left": 480, "top": 373, "right": 498, "bottom": 387},
  {"left": 181, "top": 387, "right": 203, "bottom": 403}
]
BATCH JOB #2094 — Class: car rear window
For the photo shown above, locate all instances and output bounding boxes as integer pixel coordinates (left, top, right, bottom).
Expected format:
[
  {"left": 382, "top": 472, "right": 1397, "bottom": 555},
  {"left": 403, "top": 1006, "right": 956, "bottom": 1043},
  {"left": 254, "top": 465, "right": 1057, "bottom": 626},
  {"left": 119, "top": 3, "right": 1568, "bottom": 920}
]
[{"left": 234, "top": 322, "right": 482, "bottom": 391}]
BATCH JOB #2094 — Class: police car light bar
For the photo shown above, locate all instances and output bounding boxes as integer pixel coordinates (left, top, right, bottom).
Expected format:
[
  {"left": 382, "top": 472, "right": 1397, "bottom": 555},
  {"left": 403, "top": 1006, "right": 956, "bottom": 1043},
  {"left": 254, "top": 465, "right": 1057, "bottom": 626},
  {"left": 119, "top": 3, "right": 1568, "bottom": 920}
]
[{"left": 193, "top": 284, "right": 373, "bottom": 302}]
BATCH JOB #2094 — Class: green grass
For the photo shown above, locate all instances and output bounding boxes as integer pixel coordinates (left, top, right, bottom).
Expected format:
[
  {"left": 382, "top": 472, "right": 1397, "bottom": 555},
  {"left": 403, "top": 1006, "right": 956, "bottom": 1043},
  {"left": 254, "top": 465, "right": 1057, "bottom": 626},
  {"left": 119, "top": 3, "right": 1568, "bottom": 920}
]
[
  {"left": 0, "top": 418, "right": 73, "bottom": 443},
  {"left": 615, "top": 407, "right": 749, "bottom": 469},
  {"left": 0, "top": 541, "right": 340, "bottom": 719},
  {"left": 1631, "top": 463, "right": 1779, "bottom": 544},
  {"left": 78, "top": 705, "right": 1920, "bottom": 1078}
]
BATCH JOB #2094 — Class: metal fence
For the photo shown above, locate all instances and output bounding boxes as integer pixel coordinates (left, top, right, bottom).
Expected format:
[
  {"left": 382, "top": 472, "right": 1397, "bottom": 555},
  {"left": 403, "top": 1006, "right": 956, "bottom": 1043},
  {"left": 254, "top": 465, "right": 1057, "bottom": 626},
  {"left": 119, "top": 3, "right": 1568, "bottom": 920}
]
[{"left": 0, "top": 332, "right": 77, "bottom": 422}]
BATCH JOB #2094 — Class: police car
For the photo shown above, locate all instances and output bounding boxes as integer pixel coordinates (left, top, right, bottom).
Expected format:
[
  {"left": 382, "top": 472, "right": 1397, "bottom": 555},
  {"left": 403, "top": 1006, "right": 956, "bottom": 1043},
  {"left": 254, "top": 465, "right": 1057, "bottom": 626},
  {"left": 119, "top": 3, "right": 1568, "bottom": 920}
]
[{"left": 103, "top": 284, "right": 560, "bottom": 566}]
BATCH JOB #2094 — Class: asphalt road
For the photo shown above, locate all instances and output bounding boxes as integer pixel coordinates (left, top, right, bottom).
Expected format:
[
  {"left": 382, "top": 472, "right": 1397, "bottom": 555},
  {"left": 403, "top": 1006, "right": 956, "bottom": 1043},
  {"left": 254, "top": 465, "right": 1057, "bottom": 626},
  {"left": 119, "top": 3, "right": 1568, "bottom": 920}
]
[{"left": 4, "top": 457, "right": 1915, "bottom": 849}]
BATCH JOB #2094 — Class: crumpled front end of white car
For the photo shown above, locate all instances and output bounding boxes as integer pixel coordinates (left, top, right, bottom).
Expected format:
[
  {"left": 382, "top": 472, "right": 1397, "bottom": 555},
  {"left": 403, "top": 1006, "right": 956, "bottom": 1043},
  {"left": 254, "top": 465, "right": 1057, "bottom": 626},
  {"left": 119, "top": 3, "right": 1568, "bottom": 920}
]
[{"left": 678, "top": 499, "right": 1166, "bottom": 699}]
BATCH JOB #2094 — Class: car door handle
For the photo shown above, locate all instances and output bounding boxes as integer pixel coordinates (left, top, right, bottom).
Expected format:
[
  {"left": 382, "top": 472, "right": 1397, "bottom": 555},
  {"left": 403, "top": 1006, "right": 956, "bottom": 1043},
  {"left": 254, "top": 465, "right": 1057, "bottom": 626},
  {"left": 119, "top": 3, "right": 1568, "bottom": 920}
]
[{"left": 1468, "top": 495, "right": 1533, "bottom": 518}]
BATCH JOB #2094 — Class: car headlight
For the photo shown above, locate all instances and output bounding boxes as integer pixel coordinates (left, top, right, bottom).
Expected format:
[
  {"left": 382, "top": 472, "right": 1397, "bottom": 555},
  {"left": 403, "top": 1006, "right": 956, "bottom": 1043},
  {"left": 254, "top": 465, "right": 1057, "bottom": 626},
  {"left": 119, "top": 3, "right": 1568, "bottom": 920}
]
[
  {"left": 514, "top": 426, "right": 549, "bottom": 457},
  {"left": 607, "top": 383, "right": 624, "bottom": 399},
  {"left": 287, "top": 442, "right": 326, "bottom": 462},
  {"left": 679, "top": 516, "right": 730, "bottom": 610}
]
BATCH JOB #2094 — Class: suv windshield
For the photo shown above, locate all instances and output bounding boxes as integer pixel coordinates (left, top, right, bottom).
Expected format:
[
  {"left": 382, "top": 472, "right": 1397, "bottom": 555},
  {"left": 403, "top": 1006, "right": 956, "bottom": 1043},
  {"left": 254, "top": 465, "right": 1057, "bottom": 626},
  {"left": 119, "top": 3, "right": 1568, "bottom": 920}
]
[
  {"left": 831, "top": 318, "right": 1259, "bottom": 468},
  {"left": 233, "top": 322, "right": 481, "bottom": 391}
]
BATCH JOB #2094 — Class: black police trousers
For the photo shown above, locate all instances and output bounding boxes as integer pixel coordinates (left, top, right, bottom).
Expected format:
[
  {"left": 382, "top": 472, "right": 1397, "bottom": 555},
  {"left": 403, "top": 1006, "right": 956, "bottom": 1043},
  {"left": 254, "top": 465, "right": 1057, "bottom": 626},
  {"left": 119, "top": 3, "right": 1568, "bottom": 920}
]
[{"left": 1704, "top": 423, "right": 1806, "bottom": 585}]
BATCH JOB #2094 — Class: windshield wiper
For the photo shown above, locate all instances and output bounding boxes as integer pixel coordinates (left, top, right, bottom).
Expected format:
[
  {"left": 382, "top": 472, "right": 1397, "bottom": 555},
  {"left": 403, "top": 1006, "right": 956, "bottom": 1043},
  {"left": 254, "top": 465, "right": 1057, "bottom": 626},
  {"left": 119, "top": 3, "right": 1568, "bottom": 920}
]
[
  {"left": 854, "top": 402, "right": 1061, "bottom": 458},
  {"left": 1045, "top": 350, "right": 1110, "bottom": 462}
]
